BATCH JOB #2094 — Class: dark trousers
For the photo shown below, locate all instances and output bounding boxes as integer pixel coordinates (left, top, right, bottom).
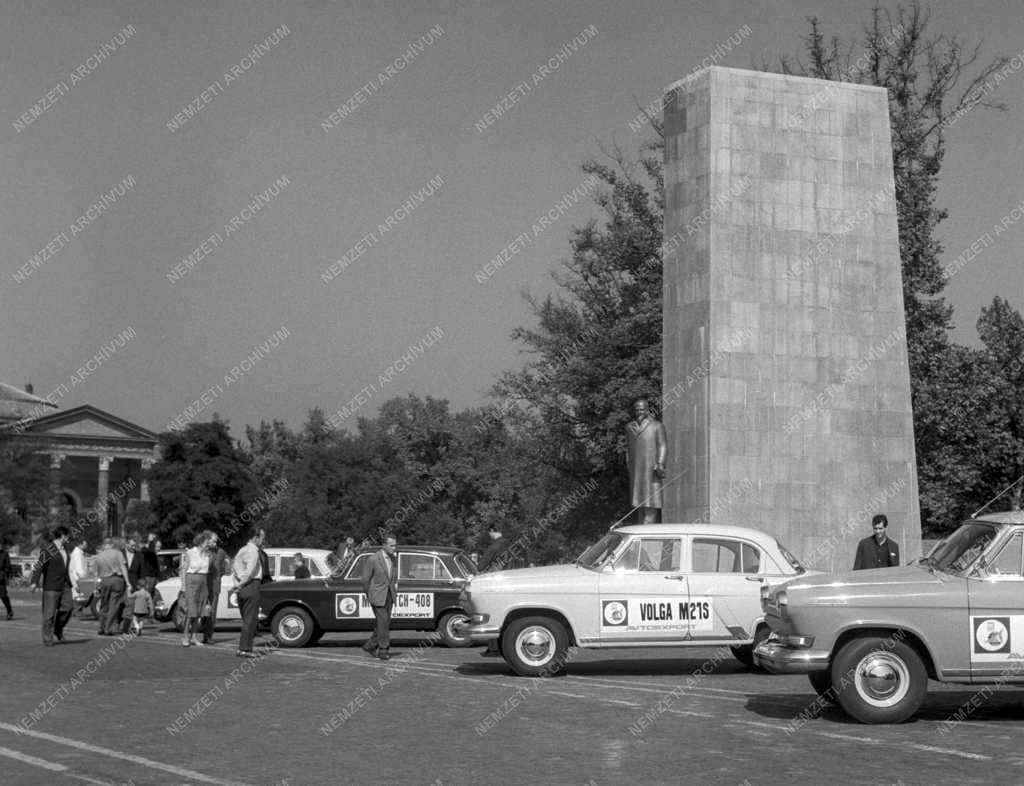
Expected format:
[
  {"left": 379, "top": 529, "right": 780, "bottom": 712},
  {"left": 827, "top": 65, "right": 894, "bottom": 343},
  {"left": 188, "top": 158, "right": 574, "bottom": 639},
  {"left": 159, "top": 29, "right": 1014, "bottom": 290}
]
[
  {"left": 202, "top": 592, "right": 220, "bottom": 642},
  {"left": 142, "top": 576, "right": 157, "bottom": 596},
  {"left": 364, "top": 595, "right": 394, "bottom": 652},
  {"left": 237, "top": 582, "right": 260, "bottom": 652},
  {"left": 0, "top": 582, "right": 11, "bottom": 616},
  {"left": 42, "top": 586, "right": 73, "bottom": 643},
  {"left": 98, "top": 576, "right": 125, "bottom": 634}
]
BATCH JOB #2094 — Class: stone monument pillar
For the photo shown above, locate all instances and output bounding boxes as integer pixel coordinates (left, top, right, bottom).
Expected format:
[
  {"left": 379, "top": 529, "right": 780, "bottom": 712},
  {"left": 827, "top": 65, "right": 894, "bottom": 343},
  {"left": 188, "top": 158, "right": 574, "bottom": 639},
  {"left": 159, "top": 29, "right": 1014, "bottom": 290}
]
[{"left": 662, "top": 66, "right": 920, "bottom": 571}]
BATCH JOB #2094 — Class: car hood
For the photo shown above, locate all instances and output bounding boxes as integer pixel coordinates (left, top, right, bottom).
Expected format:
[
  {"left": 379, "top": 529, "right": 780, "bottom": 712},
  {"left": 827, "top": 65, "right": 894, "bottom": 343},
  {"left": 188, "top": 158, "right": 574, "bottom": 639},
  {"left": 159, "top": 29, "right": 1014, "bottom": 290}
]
[
  {"left": 470, "top": 563, "right": 592, "bottom": 591},
  {"left": 781, "top": 563, "right": 961, "bottom": 604}
]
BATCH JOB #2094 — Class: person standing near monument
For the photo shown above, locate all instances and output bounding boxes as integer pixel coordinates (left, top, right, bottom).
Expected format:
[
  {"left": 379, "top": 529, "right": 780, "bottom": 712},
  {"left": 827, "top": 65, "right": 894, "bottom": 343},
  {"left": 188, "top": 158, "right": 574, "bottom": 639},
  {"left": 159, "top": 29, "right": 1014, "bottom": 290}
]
[
  {"left": 232, "top": 527, "right": 265, "bottom": 658},
  {"left": 853, "top": 514, "right": 900, "bottom": 570},
  {"left": 625, "top": 399, "right": 668, "bottom": 523},
  {"left": 360, "top": 535, "right": 398, "bottom": 660},
  {"left": 0, "top": 539, "right": 14, "bottom": 620}
]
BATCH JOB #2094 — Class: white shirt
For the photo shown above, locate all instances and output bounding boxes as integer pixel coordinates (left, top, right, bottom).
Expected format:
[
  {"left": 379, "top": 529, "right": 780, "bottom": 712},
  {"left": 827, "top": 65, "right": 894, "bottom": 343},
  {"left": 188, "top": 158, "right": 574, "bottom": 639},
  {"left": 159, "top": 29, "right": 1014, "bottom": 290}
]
[{"left": 68, "top": 546, "right": 87, "bottom": 585}]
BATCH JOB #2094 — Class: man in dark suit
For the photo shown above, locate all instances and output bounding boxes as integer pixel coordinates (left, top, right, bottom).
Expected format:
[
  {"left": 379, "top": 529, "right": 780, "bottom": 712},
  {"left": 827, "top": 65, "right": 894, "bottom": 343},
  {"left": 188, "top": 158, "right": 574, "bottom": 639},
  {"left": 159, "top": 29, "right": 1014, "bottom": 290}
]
[
  {"left": 33, "top": 526, "right": 74, "bottom": 645},
  {"left": 853, "top": 514, "right": 900, "bottom": 570},
  {"left": 477, "top": 527, "right": 511, "bottom": 572},
  {"left": 0, "top": 539, "right": 13, "bottom": 619},
  {"left": 361, "top": 535, "right": 398, "bottom": 660}
]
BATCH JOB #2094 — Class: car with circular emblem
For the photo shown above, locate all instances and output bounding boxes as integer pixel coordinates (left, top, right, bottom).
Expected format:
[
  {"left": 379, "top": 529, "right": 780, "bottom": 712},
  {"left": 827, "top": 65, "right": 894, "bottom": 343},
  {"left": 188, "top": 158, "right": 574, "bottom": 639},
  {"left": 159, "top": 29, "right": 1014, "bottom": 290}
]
[
  {"left": 754, "top": 511, "right": 1024, "bottom": 724},
  {"left": 260, "top": 545, "right": 477, "bottom": 648},
  {"left": 461, "top": 523, "right": 811, "bottom": 676}
]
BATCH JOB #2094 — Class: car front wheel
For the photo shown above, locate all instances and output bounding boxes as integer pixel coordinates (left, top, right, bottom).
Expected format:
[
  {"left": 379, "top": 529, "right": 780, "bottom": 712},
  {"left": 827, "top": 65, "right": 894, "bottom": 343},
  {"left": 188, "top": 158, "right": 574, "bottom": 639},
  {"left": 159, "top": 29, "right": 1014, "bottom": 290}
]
[
  {"left": 271, "top": 607, "right": 316, "bottom": 648},
  {"left": 437, "top": 611, "right": 472, "bottom": 648},
  {"left": 832, "top": 636, "right": 926, "bottom": 723},
  {"left": 501, "top": 616, "right": 569, "bottom": 677}
]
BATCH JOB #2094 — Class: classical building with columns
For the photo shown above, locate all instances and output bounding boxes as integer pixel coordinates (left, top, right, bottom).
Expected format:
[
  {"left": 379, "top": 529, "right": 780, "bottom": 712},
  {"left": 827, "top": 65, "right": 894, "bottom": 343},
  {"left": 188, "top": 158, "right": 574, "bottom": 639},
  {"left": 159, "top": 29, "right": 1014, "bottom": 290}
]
[{"left": 0, "top": 382, "right": 158, "bottom": 538}]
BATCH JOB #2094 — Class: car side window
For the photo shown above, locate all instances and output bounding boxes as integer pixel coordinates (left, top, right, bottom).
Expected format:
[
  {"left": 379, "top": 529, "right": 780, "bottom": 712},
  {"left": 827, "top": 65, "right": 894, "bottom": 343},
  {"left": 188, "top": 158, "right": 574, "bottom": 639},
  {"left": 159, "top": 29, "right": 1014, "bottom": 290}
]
[
  {"left": 639, "top": 539, "right": 681, "bottom": 572},
  {"left": 397, "top": 554, "right": 453, "bottom": 581},
  {"left": 345, "top": 554, "right": 370, "bottom": 579},
  {"left": 692, "top": 538, "right": 742, "bottom": 573},
  {"left": 279, "top": 556, "right": 295, "bottom": 577},
  {"left": 742, "top": 543, "right": 761, "bottom": 574},
  {"left": 308, "top": 558, "right": 325, "bottom": 578},
  {"left": 988, "top": 533, "right": 1023, "bottom": 577}
]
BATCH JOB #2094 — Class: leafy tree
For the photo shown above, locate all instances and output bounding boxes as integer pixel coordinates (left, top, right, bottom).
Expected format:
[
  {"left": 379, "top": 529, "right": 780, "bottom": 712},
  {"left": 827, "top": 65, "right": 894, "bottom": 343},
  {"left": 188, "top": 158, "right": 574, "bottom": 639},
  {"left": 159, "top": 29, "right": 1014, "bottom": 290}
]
[
  {"left": 493, "top": 142, "right": 664, "bottom": 529},
  {"left": 148, "top": 417, "right": 257, "bottom": 550},
  {"left": 977, "top": 297, "right": 1024, "bottom": 510},
  {"left": 0, "top": 431, "right": 52, "bottom": 548}
]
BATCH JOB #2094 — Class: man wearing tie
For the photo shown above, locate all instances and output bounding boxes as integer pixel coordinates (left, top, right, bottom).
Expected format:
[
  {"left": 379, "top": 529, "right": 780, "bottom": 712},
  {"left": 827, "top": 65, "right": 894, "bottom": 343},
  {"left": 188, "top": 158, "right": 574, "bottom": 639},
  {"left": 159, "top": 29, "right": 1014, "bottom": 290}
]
[
  {"left": 361, "top": 535, "right": 398, "bottom": 660},
  {"left": 35, "top": 526, "right": 74, "bottom": 645},
  {"left": 232, "top": 528, "right": 266, "bottom": 658}
]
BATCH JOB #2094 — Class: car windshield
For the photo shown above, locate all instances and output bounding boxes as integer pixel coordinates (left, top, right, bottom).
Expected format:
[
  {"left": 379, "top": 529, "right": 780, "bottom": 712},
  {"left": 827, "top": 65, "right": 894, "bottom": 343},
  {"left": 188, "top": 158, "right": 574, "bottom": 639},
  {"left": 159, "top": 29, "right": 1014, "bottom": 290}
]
[
  {"left": 927, "top": 522, "right": 999, "bottom": 573},
  {"left": 577, "top": 532, "right": 626, "bottom": 570}
]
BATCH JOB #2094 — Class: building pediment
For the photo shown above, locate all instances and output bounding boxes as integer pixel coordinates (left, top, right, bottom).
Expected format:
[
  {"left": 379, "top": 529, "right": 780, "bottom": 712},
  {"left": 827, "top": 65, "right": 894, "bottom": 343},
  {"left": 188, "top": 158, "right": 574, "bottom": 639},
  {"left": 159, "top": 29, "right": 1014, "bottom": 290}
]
[{"left": 18, "top": 405, "right": 157, "bottom": 447}]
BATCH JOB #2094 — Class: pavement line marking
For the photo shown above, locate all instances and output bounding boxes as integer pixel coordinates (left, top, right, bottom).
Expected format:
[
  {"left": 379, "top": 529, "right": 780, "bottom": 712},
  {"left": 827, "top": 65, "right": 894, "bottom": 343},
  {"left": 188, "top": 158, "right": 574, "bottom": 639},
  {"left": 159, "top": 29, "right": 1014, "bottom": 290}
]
[
  {"left": 564, "top": 676, "right": 747, "bottom": 703},
  {"left": 570, "top": 673, "right": 752, "bottom": 696},
  {"left": 0, "top": 745, "right": 68, "bottom": 771},
  {"left": 735, "top": 720, "right": 992, "bottom": 761},
  {"left": 0, "top": 724, "right": 254, "bottom": 786}
]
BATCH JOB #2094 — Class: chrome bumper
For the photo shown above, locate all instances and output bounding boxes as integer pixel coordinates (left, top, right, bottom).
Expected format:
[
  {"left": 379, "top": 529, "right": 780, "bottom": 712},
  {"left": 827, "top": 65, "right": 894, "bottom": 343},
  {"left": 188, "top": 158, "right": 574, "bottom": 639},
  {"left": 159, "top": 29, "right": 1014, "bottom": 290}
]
[
  {"left": 465, "top": 622, "right": 501, "bottom": 645},
  {"left": 754, "top": 641, "right": 830, "bottom": 674}
]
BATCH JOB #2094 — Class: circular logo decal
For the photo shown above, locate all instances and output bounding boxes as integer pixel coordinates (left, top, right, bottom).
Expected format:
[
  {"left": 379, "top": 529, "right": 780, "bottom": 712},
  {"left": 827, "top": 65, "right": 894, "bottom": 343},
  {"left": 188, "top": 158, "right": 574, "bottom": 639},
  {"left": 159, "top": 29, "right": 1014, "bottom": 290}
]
[
  {"left": 976, "top": 618, "right": 1009, "bottom": 652},
  {"left": 603, "top": 601, "right": 627, "bottom": 625},
  {"left": 338, "top": 597, "right": 358, "bottom": 616}
]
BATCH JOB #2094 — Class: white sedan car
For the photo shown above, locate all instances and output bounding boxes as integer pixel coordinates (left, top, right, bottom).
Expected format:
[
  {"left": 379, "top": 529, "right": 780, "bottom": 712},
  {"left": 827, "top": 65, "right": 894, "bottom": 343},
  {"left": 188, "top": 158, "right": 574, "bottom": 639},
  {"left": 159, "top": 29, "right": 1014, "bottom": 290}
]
[
  {"left": 154, "top": 548, "right": 336, "bottom": 630},
  {"left": 462, "top": 524, "right": 813, "bottom": 676}
]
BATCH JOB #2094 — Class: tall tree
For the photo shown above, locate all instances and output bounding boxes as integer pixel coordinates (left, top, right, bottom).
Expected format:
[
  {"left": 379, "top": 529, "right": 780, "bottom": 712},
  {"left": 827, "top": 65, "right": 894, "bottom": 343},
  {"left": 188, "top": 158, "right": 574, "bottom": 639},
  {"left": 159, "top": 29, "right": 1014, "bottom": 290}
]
[
  {"left": 0, "top": 431, "right": 52, "bottom": 547},
  {"left": 148, "top": 417, "right": 257, "bottom": 550},
  {"left": 494, "top": 140, "right": 664, "bottom": 527},
  {"left": 977, "top": 297, "right": 1024, "bottom": 510}
]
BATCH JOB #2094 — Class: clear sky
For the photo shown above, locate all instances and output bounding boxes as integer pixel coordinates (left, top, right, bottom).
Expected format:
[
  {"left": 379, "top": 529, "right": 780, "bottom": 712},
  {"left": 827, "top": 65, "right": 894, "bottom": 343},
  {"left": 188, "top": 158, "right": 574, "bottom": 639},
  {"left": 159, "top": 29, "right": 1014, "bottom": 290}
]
[{"left": 2, "top": 0, "right": 1021, "bottom": 437}]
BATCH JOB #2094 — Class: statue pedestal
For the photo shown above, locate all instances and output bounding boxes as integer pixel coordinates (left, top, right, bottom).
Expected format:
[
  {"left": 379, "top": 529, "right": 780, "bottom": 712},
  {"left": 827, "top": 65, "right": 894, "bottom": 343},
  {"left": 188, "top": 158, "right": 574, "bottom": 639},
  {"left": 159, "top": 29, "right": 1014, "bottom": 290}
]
[{"left": 661, "top": 67, "right": 920, "bottom": 571}]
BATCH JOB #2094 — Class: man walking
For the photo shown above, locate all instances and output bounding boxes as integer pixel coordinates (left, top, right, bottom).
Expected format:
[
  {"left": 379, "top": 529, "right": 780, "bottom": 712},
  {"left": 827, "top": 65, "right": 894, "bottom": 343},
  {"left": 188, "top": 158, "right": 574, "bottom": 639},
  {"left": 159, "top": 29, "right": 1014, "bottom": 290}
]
[
  {"left": 34, "top": 526, "right": 74, "bottom": 645},
  {"left": 232, "top": 528, "right": 265, "bottom": 658},
  {"left": 140, "top": 533, "right": 159, "bottom": 595},
  {"left": 361, "top": 535, "right": 398, "bottom": 660},
  {"left": 0, "top": 539, "right": 14, "bottom": 620},
  {"left": 853, "top": 514, "right": 901, "bottom": 570},
  {"left": 93, "top": 538, "right": 131, "bottom": 635}
]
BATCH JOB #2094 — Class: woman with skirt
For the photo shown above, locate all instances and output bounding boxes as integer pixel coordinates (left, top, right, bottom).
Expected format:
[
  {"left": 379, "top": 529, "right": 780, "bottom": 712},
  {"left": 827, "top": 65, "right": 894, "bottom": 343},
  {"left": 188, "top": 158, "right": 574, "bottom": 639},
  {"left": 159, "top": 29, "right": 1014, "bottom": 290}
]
[{"left": 179, "top": 530, "right": 214, "bottom": 646}]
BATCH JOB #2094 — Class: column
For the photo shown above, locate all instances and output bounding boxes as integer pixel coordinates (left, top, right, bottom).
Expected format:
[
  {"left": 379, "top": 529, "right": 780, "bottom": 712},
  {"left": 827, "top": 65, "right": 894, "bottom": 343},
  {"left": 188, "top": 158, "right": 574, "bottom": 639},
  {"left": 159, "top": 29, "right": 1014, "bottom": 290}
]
[
  {"left": 140, "top": 458, "right": 152, "bottom": 502},
  {"left": 97, "top": 455, "right": 111, "bottom": 536}
]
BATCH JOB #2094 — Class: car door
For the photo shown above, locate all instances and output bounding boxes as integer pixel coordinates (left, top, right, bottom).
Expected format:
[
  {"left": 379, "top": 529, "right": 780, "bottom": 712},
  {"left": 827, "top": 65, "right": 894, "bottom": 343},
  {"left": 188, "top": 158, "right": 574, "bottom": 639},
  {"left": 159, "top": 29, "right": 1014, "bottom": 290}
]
[
  {"left": 967, "top": 530, "right": 1024, "bottom": 678},
  {"left": 686, "top": 536, "right": 769, "bottom": 644},
  {"left": 598, "top": 535, "right": 693, "bottom": 644},
  {"left": 392, "top": 552, "right": 449, "bottom": 631}
]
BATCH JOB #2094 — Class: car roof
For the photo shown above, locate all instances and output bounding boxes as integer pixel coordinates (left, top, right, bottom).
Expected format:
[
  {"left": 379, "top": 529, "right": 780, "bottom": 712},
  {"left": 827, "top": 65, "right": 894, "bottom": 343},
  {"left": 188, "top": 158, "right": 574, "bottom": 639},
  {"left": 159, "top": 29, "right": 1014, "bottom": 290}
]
[
  {"left": 972, "top": 511, "right": 1024, "bottom": 526},
  {"left": 264, "top": 547, "right": 333, "bottom": 557},
  {"left": 612, "top": 523, "right": 780, "bottom": 543},
  {"left": 354, "top": 545, "right": 465, "bottom": 555}
]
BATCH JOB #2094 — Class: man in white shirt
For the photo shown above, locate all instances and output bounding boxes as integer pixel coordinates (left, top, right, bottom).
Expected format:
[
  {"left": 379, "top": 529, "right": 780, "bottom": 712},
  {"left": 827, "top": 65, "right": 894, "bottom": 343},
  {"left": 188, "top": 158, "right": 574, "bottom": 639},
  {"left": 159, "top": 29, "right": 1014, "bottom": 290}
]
[{"left": 232, "top": 528, "right": 265, "bottom": 658}]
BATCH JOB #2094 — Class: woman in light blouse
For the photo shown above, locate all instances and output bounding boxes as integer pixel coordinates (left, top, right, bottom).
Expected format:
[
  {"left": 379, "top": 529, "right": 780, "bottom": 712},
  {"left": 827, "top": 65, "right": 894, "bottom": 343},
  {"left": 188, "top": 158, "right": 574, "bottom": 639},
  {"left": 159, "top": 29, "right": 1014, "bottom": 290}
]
[{"left": 179, "top": 530, "right": 216, "bottom": 646}]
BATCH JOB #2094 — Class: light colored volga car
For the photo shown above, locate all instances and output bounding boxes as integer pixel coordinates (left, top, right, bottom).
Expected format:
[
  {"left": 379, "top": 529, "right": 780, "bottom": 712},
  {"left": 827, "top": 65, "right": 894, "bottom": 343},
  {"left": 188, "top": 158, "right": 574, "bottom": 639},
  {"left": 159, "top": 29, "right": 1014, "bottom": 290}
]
[
  {"left": 154, "top": 548, "right": 335, "bottom": 629},
  {"left": 755, "top": 511, "right": 1024, "bottom": 724},
  {"left": 462, "top": 523, "right": 810, "bottom": 676}
]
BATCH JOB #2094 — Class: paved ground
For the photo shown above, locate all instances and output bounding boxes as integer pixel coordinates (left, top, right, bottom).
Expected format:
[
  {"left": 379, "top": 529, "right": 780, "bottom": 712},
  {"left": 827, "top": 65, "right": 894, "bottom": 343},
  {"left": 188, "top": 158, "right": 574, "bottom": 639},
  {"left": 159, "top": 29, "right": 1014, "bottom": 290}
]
[{"left": 3, "top": 587, "right": 1024, "bottom": 786}]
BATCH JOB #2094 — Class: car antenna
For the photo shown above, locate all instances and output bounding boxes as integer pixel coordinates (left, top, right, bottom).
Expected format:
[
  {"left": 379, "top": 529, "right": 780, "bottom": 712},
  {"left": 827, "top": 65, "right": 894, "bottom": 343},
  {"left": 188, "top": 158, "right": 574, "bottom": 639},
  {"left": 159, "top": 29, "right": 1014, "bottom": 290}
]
[
  {"left": 971, "top": 474, "right": 1024, "bottom": 518},
  {"left": 608, "top": 467, "right": 690, "bottom": 530}
]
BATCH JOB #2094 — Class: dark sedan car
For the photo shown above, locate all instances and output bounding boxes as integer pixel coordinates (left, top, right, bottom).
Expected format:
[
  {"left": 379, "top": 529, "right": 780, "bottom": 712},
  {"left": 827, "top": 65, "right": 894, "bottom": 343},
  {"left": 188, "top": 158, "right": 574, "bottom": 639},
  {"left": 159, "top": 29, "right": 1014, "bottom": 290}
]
[{"left": 259, "top": 545, "right": 477, "bottom": 648}]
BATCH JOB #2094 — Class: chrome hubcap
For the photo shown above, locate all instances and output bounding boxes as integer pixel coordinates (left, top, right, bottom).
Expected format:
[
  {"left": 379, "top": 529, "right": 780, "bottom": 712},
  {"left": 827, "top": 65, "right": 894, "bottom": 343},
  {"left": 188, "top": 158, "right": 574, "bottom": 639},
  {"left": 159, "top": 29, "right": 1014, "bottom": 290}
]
[
  {"left": 281, "top": 616, "right": 303, "bottom": 640},
  {"left": 855, "top": 652, "right": 908, "bottom": 707},
  {"left": 516, "top": 626, "right": 554, "bottom": 666}
]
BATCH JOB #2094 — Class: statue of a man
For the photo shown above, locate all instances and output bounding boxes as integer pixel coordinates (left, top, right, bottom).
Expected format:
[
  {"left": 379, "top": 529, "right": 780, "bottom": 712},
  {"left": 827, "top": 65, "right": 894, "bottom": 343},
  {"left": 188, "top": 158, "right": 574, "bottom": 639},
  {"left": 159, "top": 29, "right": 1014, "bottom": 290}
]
[{"left": 625, "top": 398, "right": 667, "bottom": 523}]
